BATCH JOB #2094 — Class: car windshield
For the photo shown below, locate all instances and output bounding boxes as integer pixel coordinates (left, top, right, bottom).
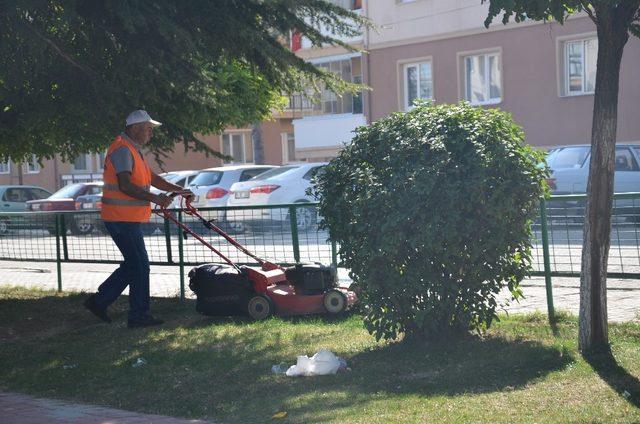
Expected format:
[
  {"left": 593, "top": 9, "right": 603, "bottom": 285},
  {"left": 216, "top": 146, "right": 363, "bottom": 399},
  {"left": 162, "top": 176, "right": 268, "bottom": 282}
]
[
  {"left": 546, "top": 147, "right": 590, "bottom": 170},
  {"left": 49, "top": 184, "right": 84, "bottom": 199},
  {"left": 250, "top": 166, "right": 299, "bottom": 181},
  {"left": 189, "top": 171, "right": 223, "bottom": 187}
]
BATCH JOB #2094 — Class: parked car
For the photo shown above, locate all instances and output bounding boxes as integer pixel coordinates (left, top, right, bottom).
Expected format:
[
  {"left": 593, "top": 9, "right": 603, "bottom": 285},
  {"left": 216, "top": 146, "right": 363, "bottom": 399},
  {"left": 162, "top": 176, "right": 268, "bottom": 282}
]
[
  {"left": 0, "top": 185, "right": 52, "bottom": 235},
  {"left": 71, "top": 170, "right": 205, "bottom": 236},
  {"left": 226, "top": 162, "right": 327, "bottom": 231},
  {"left": 547, "top": 144, "right": 640, "bottom": 222},
  {"left": 26, "top": 182, "right": 103, "bottom": 235},
  {"left": 186, "top": 165, "right": 275, "bottom": 228},
  {"left": 189, "top": 165, "right": 276, "bottom": 208},
  {"left": 153, "top": 170, "right": 201, "bottom": 208},
  {"left": 157, "top": 170, "right": 200, "bottom": 189},
  {"left": 73, "top": 192, "right": 105, "bottom": 235}
]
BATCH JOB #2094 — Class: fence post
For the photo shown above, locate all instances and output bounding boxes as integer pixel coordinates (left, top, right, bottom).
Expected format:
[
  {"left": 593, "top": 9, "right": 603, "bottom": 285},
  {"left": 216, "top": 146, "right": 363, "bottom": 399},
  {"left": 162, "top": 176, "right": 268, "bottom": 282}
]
[
  {"left": 331, "top": 240, "right": 338, "bottom": 268},
  {"left": 289, "top": 205, "right": 301, "bottom": 264},
  {"left": 164, "top": 216, "right": 173, "bottom": 264},
  {"left": 55, "top": 214, "right": 62, "bottom": 292},
  {"left": 539, "top": 198, "right": 555, "bottom": 324},
  {"left": 61, "top": 214, "right": 69, "bottom": 260},
  {"left": 177, "top": 210, "right": 185, "bottom": 301}
]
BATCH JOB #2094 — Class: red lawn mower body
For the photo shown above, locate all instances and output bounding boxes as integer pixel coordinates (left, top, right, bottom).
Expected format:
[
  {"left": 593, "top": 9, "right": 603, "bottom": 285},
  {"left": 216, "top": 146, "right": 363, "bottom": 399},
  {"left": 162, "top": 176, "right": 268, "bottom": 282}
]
[
  {"left": 155, "top": 195, "right": 358, "bottom": 319},
  {"left": 244, "top": 266, "right": 357, "bottom": 316}
]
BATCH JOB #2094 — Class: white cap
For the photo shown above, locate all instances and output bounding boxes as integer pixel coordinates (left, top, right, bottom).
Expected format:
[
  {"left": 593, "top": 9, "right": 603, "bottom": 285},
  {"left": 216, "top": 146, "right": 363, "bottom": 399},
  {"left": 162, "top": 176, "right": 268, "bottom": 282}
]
[{"left": 125, "top": 110, "right": 162, "bottom": 127}]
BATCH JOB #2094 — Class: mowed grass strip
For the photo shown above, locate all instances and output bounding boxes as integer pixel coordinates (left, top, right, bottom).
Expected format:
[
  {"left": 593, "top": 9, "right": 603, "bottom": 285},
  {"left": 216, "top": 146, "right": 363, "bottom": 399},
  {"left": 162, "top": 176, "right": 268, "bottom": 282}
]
[{"left": 0, "top": 286, "right": 639, "bottom": 423}]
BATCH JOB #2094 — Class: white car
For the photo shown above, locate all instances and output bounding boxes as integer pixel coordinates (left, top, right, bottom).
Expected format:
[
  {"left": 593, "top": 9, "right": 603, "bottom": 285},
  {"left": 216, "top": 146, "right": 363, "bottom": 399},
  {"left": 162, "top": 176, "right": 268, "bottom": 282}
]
[
  {"left": 226, "top": 162, "right": 327, "bottom": 230},
  {"left": 153, "top": 170, "right": 201, "bottom": 208},
  {"left": 188, "top": 165, "right": 276, "bottom": 209}
]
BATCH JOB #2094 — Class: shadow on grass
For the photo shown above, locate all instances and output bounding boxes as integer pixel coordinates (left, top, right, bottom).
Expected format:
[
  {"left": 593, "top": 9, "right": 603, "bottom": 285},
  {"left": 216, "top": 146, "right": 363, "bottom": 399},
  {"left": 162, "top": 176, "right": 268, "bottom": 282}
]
[
  {"left": 585, "top": 350, "right": 640, "bottom": 409},
  {"left": 0, "top": 289, "right": 576, "bottom": 423},
  {"left": 346, "top": 336, "right": 573, "bottom": 395}
]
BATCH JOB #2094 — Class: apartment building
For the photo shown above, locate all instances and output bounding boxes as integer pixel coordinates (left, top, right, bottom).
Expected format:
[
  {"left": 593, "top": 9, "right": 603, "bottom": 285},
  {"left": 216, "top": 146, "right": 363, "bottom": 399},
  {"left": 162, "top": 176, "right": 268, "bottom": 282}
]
[
  {"left": 4, "top": 0, "right": 637, "bottom": 192},
  {"left": 366, "top": 0, "right": 640, "bottom": 148},
  {"left": 289, "top": 0, "right": 365, "bottom": 161}
]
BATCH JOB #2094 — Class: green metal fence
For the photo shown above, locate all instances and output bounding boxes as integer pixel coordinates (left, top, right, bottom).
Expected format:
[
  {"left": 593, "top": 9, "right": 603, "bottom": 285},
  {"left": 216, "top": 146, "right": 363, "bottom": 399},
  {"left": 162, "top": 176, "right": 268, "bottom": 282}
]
[
  {"left": 0, "top": 203, "right": 336, "bottom": 298},
  {"left": 530, "top": 193, "right": 640, "bottom": 279},
  {"left": 2, "top": 194, "right": 640, "bottom": 303}
]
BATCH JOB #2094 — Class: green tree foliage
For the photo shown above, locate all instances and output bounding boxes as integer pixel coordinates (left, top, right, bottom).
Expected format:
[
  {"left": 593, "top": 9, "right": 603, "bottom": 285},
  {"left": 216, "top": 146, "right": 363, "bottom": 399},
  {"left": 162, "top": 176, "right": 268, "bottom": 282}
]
[
  {"left": 0, "top": 0, "right": 366, "bottom": 163},
  {"left": 314, "top": 103, "right": 547, "bottom": 341}
]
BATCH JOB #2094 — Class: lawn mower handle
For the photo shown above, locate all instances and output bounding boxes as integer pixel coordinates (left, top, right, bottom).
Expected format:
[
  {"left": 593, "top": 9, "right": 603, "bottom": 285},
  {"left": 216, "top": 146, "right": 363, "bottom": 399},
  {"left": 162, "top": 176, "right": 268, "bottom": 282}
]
[{"left": 155, "top": 192, "right": 283, "bottom": 272}]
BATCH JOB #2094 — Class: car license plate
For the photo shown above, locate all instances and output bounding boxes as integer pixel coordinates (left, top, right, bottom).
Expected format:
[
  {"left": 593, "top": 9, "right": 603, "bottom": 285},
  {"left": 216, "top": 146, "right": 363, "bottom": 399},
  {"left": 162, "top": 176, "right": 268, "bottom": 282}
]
[
  {"left": 235, "top": 191, "right": 250, "bottom": 199},
  {"left": 31, "top": 204, "right": 40, "bottom": 210},
  {"left": 82, "top": 203, "right": 94, "bottom": 209}
]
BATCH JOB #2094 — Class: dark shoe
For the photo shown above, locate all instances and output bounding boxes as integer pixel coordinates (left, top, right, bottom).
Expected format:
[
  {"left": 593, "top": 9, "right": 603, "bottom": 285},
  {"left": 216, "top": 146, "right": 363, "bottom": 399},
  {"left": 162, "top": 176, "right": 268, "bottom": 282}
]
[
  {"left": 83, "top": 296, "right": 112, "bottom": 323},
  {"left": 127, "top": 315, "right": 165, "bottom": 329}
]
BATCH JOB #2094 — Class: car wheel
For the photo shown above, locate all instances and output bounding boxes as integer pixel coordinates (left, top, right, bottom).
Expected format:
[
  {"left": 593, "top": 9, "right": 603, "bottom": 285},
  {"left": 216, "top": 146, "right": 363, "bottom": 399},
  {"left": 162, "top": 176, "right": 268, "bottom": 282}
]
[
  {"left": 0, "top": 218, "right": 9, "bottom": 236},
  {"left": 323, "top": 289, "right": 347, "bottom": 315},
  {"left": 70, "top": 221, "right": 94, "bottom": 236},
  {"left": 247, "top": 294, "right": 274, "bottom": 320},
  {"left": 293, "top": 203, "right": 317, "bottom": 231}
]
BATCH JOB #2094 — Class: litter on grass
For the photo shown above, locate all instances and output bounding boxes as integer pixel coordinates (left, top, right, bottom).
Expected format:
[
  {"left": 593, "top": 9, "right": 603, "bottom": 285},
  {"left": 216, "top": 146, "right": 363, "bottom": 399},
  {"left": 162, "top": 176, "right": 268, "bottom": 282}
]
[
  {"left": 132, "top": 357, "right": 147, "bottom": 368},
  {"left": 284, "top": 349, "right": 348, "bottom": 377}
]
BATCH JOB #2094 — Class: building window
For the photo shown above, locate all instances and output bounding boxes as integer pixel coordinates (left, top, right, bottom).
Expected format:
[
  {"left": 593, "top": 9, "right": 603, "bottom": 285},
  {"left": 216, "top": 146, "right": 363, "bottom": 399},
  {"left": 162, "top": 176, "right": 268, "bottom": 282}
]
[
  {"left": 281, "top": 133, "right": 296, "bottom": 164},
  {"left": 72, "top": 154, "right": 92, "bottom": 172},
  {"left": 403, "top": 61, "right": 433, "bottom": 110},
  {"left": 463, "top": 52, "right": 502, "bottom": 105},
  {"left": 565, "top": 37, "right": 597, "bottom": 95},
  {"left": 329, "top": 0, "right": 361, "bottom": 10},
  {"left": 0, "top": 160, "right": 10, "bottom": 174},
  {"left": 289, "top": 57, "right": 363, "bottom": 116},
  {"left": 222, "top": 133, "right": 253, "bottom": 164},
  {"left": 23, "top": 155, "right": 40, "bottom": 174},
  {"left": 315, "top": 57, "right": 363, "bottom": 115}
]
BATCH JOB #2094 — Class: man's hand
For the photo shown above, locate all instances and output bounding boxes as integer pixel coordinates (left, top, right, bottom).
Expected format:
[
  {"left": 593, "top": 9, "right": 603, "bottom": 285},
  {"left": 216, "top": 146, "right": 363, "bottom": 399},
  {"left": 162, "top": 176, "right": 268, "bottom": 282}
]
[
  {"left": 154, "top": 193, "right": 173, "bottom": 208},
  {"left": 174, "top": 189, "right": 195, "bottom": 201}
]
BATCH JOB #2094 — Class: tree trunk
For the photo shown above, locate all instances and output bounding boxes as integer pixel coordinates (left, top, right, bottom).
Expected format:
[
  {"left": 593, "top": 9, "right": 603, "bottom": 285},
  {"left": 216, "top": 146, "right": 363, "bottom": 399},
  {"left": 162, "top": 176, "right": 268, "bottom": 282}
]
[
  {"left": 578, "top": 7, "right": 631, "bottom": 353},
  {"left": 252, "top": 122, "right": 264, "bottom": 164}
]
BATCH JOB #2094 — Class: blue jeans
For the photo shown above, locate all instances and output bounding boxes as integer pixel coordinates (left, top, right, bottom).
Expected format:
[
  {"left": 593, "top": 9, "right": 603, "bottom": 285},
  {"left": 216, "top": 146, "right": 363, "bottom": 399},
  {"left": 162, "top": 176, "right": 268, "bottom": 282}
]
[{"left": 94, "top": 221, "right": 150, "bottom": 320}]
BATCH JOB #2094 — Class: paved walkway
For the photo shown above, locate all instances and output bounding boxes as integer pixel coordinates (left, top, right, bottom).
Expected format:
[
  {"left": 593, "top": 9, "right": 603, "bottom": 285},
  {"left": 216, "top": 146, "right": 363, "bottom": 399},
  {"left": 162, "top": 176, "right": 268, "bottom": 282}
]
[
  {"left": 0, "top": 260, "right": 638, "bottom": 322},
  {"left": 0, "top": 392, "right": 211, "bottom": 423}
]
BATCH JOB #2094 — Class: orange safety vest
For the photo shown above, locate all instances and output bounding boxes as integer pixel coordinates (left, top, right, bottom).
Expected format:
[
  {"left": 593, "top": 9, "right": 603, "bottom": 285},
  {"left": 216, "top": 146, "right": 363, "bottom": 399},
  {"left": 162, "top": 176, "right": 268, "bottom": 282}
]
[{"left": 101, "top": 134, "right": 152, "bottom": 222}]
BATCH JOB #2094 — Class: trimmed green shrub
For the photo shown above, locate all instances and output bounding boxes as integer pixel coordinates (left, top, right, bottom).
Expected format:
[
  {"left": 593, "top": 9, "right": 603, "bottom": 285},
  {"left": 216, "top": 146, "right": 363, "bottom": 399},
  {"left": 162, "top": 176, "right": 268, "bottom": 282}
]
[{"left": 314, "top": 102, "right": 547, "bottom": 341}]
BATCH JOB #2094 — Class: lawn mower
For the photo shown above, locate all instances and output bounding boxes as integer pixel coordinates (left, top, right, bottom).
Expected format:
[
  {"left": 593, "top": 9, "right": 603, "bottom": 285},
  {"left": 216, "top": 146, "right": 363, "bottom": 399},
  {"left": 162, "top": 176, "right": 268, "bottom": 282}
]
[{"left": 154, "top": 193, "right": 357, "bottom": 320}]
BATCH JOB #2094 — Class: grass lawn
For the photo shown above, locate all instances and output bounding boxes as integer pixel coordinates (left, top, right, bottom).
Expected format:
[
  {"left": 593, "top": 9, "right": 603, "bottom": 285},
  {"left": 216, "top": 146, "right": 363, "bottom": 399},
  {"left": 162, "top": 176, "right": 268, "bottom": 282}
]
[{"left": 0, "top": 286, "right": 639, "bottom": 423}]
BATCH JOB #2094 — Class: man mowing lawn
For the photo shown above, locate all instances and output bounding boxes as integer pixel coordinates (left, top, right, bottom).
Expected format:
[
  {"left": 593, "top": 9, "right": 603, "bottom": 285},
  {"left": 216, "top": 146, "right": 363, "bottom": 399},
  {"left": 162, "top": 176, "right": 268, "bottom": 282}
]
[{"left": 83, "top": 110, "right": 193, "bottom": 328}]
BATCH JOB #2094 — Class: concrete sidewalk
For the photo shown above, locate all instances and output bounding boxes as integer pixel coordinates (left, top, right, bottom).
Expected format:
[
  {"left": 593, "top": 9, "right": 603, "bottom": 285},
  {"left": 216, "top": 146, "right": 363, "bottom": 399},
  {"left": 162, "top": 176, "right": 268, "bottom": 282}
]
[
  {"left": 0, "top": 260, "right": 639, "bottom": 322},
  {"left": 0, "top": 392, "right": 211, "bottom": 424}
]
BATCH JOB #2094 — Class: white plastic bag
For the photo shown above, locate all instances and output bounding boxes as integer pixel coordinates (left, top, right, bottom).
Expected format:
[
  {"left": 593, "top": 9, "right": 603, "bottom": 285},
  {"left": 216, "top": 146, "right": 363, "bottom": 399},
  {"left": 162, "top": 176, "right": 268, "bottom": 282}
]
[{"left": 285, "top": 349, "right": 341, "bottom": 377}]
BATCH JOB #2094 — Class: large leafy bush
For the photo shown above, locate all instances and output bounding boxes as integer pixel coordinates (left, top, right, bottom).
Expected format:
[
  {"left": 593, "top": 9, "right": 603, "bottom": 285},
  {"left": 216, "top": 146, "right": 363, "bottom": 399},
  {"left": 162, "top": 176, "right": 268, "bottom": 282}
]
[{"left": 314, "top": 102, "right": 547, "bottom": 340}]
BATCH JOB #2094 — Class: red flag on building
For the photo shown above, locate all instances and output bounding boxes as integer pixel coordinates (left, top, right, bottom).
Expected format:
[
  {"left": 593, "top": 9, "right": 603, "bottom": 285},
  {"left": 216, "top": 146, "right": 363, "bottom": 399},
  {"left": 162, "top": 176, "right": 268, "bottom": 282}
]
[{"left": 291, "top": 29, "right": 302, "bottom": 52}]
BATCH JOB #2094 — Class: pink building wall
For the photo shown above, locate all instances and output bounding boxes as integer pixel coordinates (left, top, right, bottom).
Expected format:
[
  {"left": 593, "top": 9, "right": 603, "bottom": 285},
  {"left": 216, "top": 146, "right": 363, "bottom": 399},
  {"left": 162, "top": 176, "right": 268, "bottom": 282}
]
[{"left": 367, "top": 17, "right": 640, "bottom": 147}]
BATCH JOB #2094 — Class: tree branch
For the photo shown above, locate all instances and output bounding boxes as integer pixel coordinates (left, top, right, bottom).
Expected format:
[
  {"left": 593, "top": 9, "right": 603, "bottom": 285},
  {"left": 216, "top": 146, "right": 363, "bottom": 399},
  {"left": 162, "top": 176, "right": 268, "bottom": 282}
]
[
  {"left": 580, "top": 0, "right": 597, "bottom": 23},
  {"left": 21, "top": 21, "right": 94, "bottom": 76}
]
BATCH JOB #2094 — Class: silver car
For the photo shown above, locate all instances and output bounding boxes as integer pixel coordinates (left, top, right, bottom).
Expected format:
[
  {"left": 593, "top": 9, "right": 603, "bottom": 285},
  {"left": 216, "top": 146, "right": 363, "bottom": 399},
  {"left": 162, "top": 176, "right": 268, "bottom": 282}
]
[
  {"left": 547, "top": 144, "right": 640, "bottom": 195},
  {"left": 547, "top": 144, "right": 640, "bottom": 222}
]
